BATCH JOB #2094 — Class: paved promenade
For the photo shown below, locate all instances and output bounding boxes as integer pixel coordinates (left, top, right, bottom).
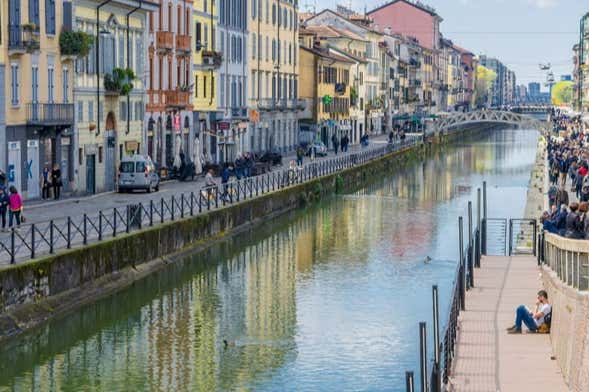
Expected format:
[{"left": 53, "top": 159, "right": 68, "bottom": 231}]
[{"left": 451, "top": 255, "right": 567, "bottom": 392}]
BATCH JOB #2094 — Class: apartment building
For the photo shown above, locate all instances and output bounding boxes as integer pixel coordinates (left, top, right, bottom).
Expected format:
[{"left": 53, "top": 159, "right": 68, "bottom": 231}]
[
  {"left": 72, "top": 0, "right": 155, "bottom": 194},
  {"left": 4, "top": 0, "right": 75, "bottom": 199},
  {"left": 249, "top": 0, "right": 299, "bottom": 154},
  {"left": 146, "top": 0, "right": 193, "bottom": 172},
  {"left": 215, "top": 0, "right": 248, "bottom": 164},
  {"left": 193, "top": 0, "right": 221, "bottom": 165}
]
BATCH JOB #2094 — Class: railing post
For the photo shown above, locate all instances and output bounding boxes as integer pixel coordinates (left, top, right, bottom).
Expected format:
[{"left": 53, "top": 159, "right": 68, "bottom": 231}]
[
  {"left": 98, "top": 212, "right": 103, "bottom": 241},
  {"left": 468, "top": 201, "right": 474, "bottom": 288},
  {"left": 113, "top": 208, "right": 117, "bottom": 237},
  {"left": 83, "top": 214, "right": 88, "bottom": 244},
  {"left": 459, "top": 216, "right": 465, "bottom": 311},
  {"left": 31, "top": 224, "right": 36, "bottom": 259},
  {"left": 10, "top": 228, "right": 15, "bottom": 264},
  {"left": 160, "top": 198, "right": 165, "bottom": 223},
  {"left": 432, "top": 285, "right": 441, "bottom": 392},
  {"left": 476, "top": 188, "right": 481, "bottom": 266},
  {"left": 49, "top": 220, "right": 54, "bottom": 254},
  {"left": 406, "top": 371, "right": 415, "bottom": 392},
  {"left": 181, "top": 194, "right": 185, "bottom": 218},
  {"left": 125, "top": 206, "right": 130, "bottom": 233},
  {"left": 150, "top": 200, "right": 154, "bottom": 226},
  {"left": 171, "top": 195, "right": 175, "bottom": 220},
  {"left": 419, "top": 322, "right": 428, "bottom": 392},
  {"left": 67, "top": 217, "right": 71, "bottom": 249},
  {"left": 482, "top": 181, "right": 487, "bottom": 254}
]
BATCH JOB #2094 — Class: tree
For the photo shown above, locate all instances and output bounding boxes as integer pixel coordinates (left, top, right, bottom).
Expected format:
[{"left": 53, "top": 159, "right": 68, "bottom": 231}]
[
  {"left": 551, "top": 81, "right": 573, "bottom": 106},
  {"left": 474, "top": 65, "right": 496, "bottom": 108}
]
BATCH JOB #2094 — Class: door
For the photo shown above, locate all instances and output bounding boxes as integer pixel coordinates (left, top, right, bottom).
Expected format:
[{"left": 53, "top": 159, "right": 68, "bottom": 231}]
[
  {"left": 105, "top": 131, "right": 116, "bottom": 192},
  {"left": 60, "top": 142, "right": 70, "bottom": 192},
  {"left": 86, "top": 154, "right": 95, "bottom": 194},
  {"left": 26, "top": 140, "right": 40, "bottom": 199},
  {"left": 7, "top": 141, "right": 21, "bottom": 193}
]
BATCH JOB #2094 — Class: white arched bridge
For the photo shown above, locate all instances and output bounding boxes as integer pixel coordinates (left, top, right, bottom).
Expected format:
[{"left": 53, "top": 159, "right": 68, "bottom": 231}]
[{"left": 433, "top": 110, "right": 548, "bottom": 135}]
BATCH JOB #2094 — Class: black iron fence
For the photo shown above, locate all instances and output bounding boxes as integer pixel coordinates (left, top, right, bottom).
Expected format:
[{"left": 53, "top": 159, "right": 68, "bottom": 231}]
[
  {"left": 0, "top": 137, "right": 421, "bottom": 265},
  {"left": 406, "top": 185, "right": 484, "bottom": 392}
]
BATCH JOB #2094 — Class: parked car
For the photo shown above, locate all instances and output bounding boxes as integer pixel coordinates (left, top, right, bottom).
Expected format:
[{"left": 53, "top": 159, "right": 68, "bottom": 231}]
[
  {"left": 306, "top": 142, "right": 328, "bottom": 157},
  {"left": 118, "top": 155, "right": 160, "bottom": 193}
]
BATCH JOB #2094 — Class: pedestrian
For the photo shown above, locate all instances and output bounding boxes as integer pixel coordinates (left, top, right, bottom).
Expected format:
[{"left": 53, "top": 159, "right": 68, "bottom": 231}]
[
  {"left": 221, "top": 165, "right": 233, "bottom": 202},
  {"left": 565, "top": 202, "right": 583, "bottom": 239},
  {"left": 41, "top": 164, "right": 52, "bottom": 200},
  {"left": 204, "top": 168, "right": 217, "bottom": 200},
  {"left": 8, "top": 186, "right": 22, "bottom": 229},
  {"left": 555, "top": 185, "right": 569, "bottom": 210},
  {"left": 234, "top": 154, "right": 244, "bottom": 180},
  {"left": 0, "top": 187, "right": 8, "bottom": 232},
  {"left": 245, "top": 153, "right": 254, "bottom": 177},
  {"left": 0, "top": 169, "right": 6, "bottom": 188},
  {"left": 332, "top": 133, "right": 339, "bottom": 155},
  {"left": 296, "top": 146, "right": 304, "bottom": 166},
  {"left": 51, "top": 163, "right": 62, "bottom": 200}
]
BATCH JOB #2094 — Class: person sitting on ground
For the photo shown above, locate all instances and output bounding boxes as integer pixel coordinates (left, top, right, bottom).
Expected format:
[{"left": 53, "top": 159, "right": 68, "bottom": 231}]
[{"left": 507, "top": 290, "right": 551, "bottom": 334}]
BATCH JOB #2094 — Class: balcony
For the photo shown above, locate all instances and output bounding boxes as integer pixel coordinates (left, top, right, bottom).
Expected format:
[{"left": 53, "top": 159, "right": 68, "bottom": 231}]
[
  {"left": 176, "top": 34, "right": 191, "bottom": 53},
  {"left": 163, "top": 90, "right": 191, "bottom": 109},
  {"left": 8, "top": 25, "right": 40, "bottom": 55},
  {"left": 156, "top": 31, "right": 174, "bottom": 51},
  {"left": 256, "top": 99, "right": 303, "bottom": 111},
  {"left": 201, "top": 50, "right": 223, "bottom": 68},
  {"left": 230, "top": 107, "right": 248, "bottom": 118},
  {"left": 26, "top": 103, "right": 74, "bottom": 126}
]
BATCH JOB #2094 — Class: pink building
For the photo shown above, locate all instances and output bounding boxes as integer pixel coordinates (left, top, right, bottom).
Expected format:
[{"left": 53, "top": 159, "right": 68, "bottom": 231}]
[
  {"left": 454, "top": 45, "right": 476, "bottom": 110},
  {"left": 367, "top": 0, "right": 441, "bottom": 50}
]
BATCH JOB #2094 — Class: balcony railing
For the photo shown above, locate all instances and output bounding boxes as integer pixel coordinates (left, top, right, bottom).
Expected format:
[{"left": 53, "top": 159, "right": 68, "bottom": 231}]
[
  {"left": 163, "top": 90, "right": 191, "bottom": 108},
  {"left": 176, "top": 34, "right": 191, "bottom": 52},
  {"left": 8, "top": 25, "right": 40, "bottom": 53},
  {"left": 156, "top": 31, "right": 174, "bottom": 51},
  {"left": 202, "top": 50, "right": 223, "bottom": 67},
  {"left": 231, "top": 107, "right": 248, "bottom": 118},
  {"left": 256, "top": 99, "right": 303, "bottom": 111},
  {"left": 26, "top": 103, "right": 75, "bottom": 126}
]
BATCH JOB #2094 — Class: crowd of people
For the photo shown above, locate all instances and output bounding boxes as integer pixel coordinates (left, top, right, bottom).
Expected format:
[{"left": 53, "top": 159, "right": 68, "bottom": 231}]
[{"left": 542, "top": 110, "right": 589, "bottom": 239}]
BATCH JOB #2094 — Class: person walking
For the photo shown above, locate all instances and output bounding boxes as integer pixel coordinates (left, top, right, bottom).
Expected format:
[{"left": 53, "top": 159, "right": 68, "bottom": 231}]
[
  {"left": 41, "top": 165, "right": 52, "bottom": 200},
  {"left": 221, "top": 165, "right": 233, "bottom": 202},
  {"left": 8, "top": 186, "right": 22, "bottom": 229},
  {"left": 0, "top": 187, "right": 8, "bottom": 232},
  {"left": 296, "top": 146, "right": 304, "bottom": 167},
  {"left": 332, "top": 133, "right": 339, "bottom": 155},
  {"left": 51, "top": 163, "right": 62, "bottom": 200}
]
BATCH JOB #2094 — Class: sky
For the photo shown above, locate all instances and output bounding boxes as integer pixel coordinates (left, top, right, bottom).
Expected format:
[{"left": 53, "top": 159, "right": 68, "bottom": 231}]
[{"left": 307, "top": 0, "right": 588, "bottom": 91}]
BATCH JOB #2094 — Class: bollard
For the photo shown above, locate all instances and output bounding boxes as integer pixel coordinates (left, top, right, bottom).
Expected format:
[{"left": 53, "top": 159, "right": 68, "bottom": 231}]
[
  {"left": 419, "top": 322, "right": 428, "bottom": 392},
  {"left": 406, "top": 371, "right": 415, "bottom": 392},
  {"left": 468, "top": 202, "right": 474, "bottom": 288},
  {"left": 477, "top": 188, "right": 481, "bottom": 266},
  {"left": 482, "top": 181, "right": 487, "bottom": 254},
  {"left": 431, "top": 285, "right": 441, "bottom": 392}
]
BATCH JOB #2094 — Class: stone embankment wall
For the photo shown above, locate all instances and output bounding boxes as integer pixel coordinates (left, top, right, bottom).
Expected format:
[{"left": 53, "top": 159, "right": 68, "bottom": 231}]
[
  {"left": 541, "top": 260, "right": 589, "bottom": 392},
  {"left": 0, "top": 126, "right": 486, "bottom": 341}
]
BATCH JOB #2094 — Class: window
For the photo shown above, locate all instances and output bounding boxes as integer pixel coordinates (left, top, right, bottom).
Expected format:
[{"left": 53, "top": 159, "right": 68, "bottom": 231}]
[
  {"left": 195, "top": 75, "right": 199, "bottom": 98},
  {"left": 29, "top": 0, "right": 40, "bottom": 27},
  {"left": 78, "top": 148, "right": 83, "bottom": 165},
  {"left": 272, "top": 3, "right": 276, "bottom": 25},
  {"left": 203, "top": 76, "right": 207, "bottom": 97},
  {"left": 272, "top": 39, "right": 276, "bottom": 61},
  {"left": 98, "top": 146, "right": 103, "bottom": 163},
  {"left": 118, "top": 36, "right": 124, "bottom": 68},
  {"left": 211, "top": 76, "right": 215, "bottom": 99},
  {"left": 45, "top": 0, "right": 56, "bottom": 34},
  {"left": 62, "top": 68, "right": 69, "bottom": 103},
  {"left": 252, "top": 0, "right": 256, "bottom": 19},
  {"left": 196, "top": 22, "right": 202, "bottom": 49},
  {"left": 31, "top": 66, "right": 39, "bottom": 103},
  {"left": 10, "top": 64, "right": 19, "bottom": 106},
  {"left": 204, "top": 0, "right": 207, "bottom": 12},
  {"left": 89, "top": 101, "right": 94, "bottom": 122},
  {"left": 266, "top": 0, "right": 269, "bottom": 22},
  {"left": 120, "top": 101, "right": 127, "bottom": 121},
  {"left": 48, "top": 68, "right": 55, "bottom": 103},
  {"left": 265, "top": 36, "right": 269, "bottom": 61},
  {"left": 252, "top": 33, "right": 256, "bottom": 59},
  {"left": 220, "top": 74, "right": 225, "bottom": 106},
  {"left": 204, "top": 24, "right": 208, "bottom": 50},
  {"left": 77, "top": 101, "right": 84, "bottom": 122}
]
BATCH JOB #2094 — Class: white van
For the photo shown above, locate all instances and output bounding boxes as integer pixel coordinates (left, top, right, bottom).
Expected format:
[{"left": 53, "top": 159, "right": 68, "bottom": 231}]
[{"left": 118, "top": 155, "right": 160, "bottom": 193}]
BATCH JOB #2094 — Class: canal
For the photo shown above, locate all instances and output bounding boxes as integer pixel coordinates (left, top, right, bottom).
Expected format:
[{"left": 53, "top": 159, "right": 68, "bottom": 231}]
[{"left": 0, "top": 129, "right": 539, "bottom": 392}]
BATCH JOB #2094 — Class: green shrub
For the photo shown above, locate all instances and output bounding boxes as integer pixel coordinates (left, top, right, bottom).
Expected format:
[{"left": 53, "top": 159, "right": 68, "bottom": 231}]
[
  {"left": 104, "top": 68, "right": 135, "bottom": 96},
  {"left": 59, "top": 31, "right": 94, "bottom": 57}
]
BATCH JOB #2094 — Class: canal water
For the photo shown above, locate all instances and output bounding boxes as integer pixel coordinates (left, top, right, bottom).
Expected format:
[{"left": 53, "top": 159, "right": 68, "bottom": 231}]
[{"left": 0, "top": 129, "right": 539, "bottom": 392}]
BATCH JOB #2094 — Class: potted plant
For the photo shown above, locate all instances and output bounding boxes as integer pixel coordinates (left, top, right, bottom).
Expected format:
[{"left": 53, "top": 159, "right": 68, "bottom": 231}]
[
  {"left": 104, "top": 68, "right": 135, "bottom": 96},
  {"left": 22, "top": 22, "right": 38, "bottom": 32},
  {"left": 59, "top": 30, "right": 94, "bottom": 58}
]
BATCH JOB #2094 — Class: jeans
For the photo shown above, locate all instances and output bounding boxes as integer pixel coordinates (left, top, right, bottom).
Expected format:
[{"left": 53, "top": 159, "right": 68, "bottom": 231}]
[
  {"left": 53, "top": 185, "right": 61, "bottom": 199},
  {"left": 9, "top": 210, "right": 21, "bottom": 227},
  {"left": 515, "top": 305, "right": 537, "bottom": 331},
  {"left": 0, "top": 208, "right": 6, "bottom": 229},
  {"left": 42, "top": 184, "right": 51, "bottom": 199}
]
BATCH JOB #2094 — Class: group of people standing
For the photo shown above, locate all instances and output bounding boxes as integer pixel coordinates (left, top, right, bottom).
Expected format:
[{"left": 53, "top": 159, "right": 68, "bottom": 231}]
[
  {"left": 331, "top": 134, "right": 351, "bottom": 155},
  {"left": 542, "top": 115, "right": 589, "bottom": 239},
  {"left": 40, "top": 164, "right": 63, "bottom": 200}
]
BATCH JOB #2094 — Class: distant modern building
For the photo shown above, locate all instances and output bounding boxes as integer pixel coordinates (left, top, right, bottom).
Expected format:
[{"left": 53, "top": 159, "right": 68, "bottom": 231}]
[
  {"left": 528, "top": 82, "right": 541, "bottom": 99},
  {"left": 560, "top": 75, "right": 572, "bottom": 81}
]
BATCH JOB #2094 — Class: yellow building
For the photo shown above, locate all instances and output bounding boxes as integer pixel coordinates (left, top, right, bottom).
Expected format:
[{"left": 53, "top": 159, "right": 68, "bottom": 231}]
[
  {"left": 72, "top": 0, "right": 156, "bottom": 194},
  {"left": 249, "top": 0, "right": 299, "bottom": 154},
  {"left": 298, "top": 43, "right": 353, "bottom": 147},
  {"left": 4, "top": 0, "right": 75, "bottom": 199},
  {"left": 193, "top": 0, "right": 221, "bottom": 162}
]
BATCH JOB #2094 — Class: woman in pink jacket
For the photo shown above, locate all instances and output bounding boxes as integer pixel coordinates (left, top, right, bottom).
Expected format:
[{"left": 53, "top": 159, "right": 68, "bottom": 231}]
[{"left": 8, "top": 186, "right": 22, "bottom": 228}]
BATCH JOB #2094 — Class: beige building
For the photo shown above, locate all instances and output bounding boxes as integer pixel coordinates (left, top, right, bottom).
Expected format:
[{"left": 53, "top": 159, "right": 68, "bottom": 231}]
[{"left": 4, "top": 0, "right": 75, "bottom": 199}]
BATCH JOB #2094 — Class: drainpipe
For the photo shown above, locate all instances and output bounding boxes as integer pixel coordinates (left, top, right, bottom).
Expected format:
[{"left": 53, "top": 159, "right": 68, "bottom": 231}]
[
  {"left": 126, "top": 0, "right": 143, "bottom": 136},
  {"left": 209, "top": 0, "right": 215, "bottom": 106},
  {"left": 96, "top": 0, "right": 114, "bottom": 136}
]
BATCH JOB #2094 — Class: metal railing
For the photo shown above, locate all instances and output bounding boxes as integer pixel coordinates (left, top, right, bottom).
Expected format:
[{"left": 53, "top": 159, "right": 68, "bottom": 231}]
[
  {"left": 26, "top": 103, "right": 75, "bottom": 125},
  {"left": 0, "top": 137, "right": 421, "bottom": 265},
  {"left": 406, "top": 186, "right": 484, "bottom": 392},
  {"left": 538, "top": 232, "right": 589, "bottom": 290}
]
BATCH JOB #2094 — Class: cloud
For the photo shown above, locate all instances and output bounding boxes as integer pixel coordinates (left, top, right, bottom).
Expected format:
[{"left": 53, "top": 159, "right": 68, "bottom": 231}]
[{"left": 526, "top": 0, "right": 559, "bottom": 8}]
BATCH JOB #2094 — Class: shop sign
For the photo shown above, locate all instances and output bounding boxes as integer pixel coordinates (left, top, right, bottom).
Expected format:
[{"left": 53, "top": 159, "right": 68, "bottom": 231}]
[{"left": 218, "top": 121, "right": 230, "bottom": 130}]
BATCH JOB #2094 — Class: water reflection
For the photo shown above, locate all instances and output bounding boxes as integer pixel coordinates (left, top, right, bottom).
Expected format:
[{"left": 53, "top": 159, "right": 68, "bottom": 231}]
[{"left": 0, "top": 129, "right": 539, "bottom": 392}]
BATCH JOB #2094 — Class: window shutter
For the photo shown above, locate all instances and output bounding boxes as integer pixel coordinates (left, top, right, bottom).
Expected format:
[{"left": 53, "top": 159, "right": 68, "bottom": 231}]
[
  {"left": 63, "top": 1, "right": 72, "bottom": 31},
  {"left": 129, "top": 38, "right": 134, "bottom": 72},
  {"left": 118, "top": 36, "right": 124, "bottom": 68}
]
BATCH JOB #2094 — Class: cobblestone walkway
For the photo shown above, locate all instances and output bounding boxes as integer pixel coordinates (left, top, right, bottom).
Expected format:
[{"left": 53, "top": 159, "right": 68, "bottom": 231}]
[{"left": 451, "top": 255, "right": 568, "bottom": 392}]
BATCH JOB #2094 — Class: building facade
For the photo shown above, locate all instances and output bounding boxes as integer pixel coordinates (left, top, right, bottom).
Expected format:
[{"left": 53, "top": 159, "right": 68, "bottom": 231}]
[
  {"left": 249, "top": 0, "right": 299, "bottom": 155},
  {"left": 4, "top": 0, "right": 75, "bottom": 199},
  {"left": 193, "top": 0, "right": 221, "bottom": 165},
  {"left": 215, "top": 0, "right": 248, "bottom": 164},
  {"left": 73, "top": 0, "right": 155, "bottom": 194},
  {"left": 146, "top": 0, "right": 193, "bottom": 172}
]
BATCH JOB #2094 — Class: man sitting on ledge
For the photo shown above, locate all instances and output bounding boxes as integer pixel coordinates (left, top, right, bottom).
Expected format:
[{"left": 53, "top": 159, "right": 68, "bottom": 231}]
[{"left": 506, "top": 290, "right": 551, "bottom": 334}]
